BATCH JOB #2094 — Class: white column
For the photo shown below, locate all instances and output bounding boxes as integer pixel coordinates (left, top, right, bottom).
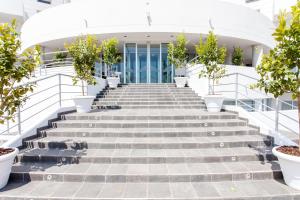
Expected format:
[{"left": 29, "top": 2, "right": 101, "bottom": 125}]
[
  {"left": 225, "top": 51, "right": 232, "bottom": 65},
  {"left": 252, "top": 45, "right": 264, "bottom": 67}
]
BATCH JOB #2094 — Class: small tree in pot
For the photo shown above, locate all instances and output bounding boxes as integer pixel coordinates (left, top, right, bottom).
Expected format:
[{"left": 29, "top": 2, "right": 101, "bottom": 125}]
[
  {"left": 196, "top": 31, "right": 227, "bottom": 112},
  {"left": 232, "top": 46, "right": 244, "bottom": 66},
  {"left": 253, "top": 2, "right": 300, "bottom": 190},
  {"left": 168, "top": 33, "right": 189, "bottom": 87},
  {"left": 66, "top": 35, "right": 101, "bottom": 113},
  {"left": 0, "top": 20, "right": 41, "bottom": 189},
  {"left": 102, "top": 38, "right": 121, "bottom": 88}
]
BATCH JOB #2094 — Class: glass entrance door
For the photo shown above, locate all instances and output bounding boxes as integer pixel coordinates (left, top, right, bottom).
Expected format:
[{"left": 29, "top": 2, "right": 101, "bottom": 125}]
[
  {"left": 137, "top": 44, "right": 148, "bottom": 83},
  {"left": 150, "top": 44, "right": 160, "bottom": 83},
  {"left": 124, "top": 43, "right": 173, "bottom": 83}
]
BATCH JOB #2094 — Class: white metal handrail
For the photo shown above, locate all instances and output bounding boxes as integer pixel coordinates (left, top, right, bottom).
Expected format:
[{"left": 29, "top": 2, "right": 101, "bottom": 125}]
[{"left": 0, "top": 73, "right": 86, "bottom": 135}]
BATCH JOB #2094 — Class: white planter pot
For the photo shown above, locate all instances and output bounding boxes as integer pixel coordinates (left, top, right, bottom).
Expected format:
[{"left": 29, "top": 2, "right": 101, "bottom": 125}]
[
  {"left": 0, "top": 148, "right": 18, "bottom": 189},
  {"left": 73, "top": 96, "right": 95, "bottom": 113},
  {"left": 273, "top": 146, "right": 300, "bottom": 190},
  {"left": 107, "top": 77, "right": 119, "bottom": 88},
  {"left": 174, "top": 77, "right": 188, "bottom": 88},
  {"left": 203, "top": 94, "right": 224, "bottom": 112}
]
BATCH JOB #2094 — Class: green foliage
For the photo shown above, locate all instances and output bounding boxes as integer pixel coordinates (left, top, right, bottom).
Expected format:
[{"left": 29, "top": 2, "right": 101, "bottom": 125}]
[
  {"left": 196, "top": 31, "right": 227, "bottom": 94},
  {"left": 66, "top": 35, "right": 101, "bottom": 95},
  {"left": 0, "top": 20, "right": 41, "bottom": 124},
  {"left": 101, "top": 38, "right": 121, "bottom": 76},
  {"left": 253, "top": 2, "right": 300, "bottom": 100},
  {"left": 55, "top": 50, "right": 68, "bottom": 62},
  {"left": 167, "top": 34, "right": 188, "bottom": 71},
  {"left": 232, "top": 46, "right": 244, "bottom": 66}
]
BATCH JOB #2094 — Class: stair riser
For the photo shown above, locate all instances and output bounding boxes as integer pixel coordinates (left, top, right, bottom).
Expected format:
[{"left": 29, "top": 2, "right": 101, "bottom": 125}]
[
  {"left": 96, "top": 94, "right": 199, "bottom": 98},
  {"left": 93, "top": 102, "right": 205, "bottom": 106},
  {"left": 18, "top": 154, "right": 277, "bottom": 164},
  {"left": 62, "top": 115, "right": 237, "bottom": 121},
  {"left": 24, "top": 140, "right": 271, "bottom": 150},
  {"left": 92, "top": 106, "right": 207, "bottom": 109},
  {"left": 41, "top": 130, "right": 259, "bottom": 138},
  {"left": 10, "top": 171, "right": 282, "bottom": 183},
  {"left": 53, "top": 122, "right": 247, "bottom": 128},
  {"left": 95, "top": 98, "right": 203, "bottom": 101}
]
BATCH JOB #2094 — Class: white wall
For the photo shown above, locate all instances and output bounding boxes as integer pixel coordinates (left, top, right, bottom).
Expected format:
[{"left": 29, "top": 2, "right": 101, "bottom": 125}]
[{"left": 20, "top": 0, "right": 275, "bottom": 51}]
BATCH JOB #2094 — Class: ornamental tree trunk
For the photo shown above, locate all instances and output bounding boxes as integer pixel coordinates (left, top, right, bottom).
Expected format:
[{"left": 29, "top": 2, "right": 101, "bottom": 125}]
[{"left": 81, "top": 80, "right": 85, "bottom": 96}]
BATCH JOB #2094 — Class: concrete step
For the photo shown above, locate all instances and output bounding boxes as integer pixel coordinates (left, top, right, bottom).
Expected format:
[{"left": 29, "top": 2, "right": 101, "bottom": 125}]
[
  {"left": 93, "top": 101, "right": 206, "bottom": 106},
  {"left": 2, "top": 179, "right": 299, "bottom": 200},
  {"left": 24, "top": 135, "right": 272, "bottom": 150},
  {"left": 102, "top": 92, "right": 197, "bottom": 95},
  {"left": 42, "top": 126, "right": 259, "bottom": 138},
  {"left": 52, "top": 119, "right": 248, "bottom": 129},
  {"left": 61, "top": 111, "right": 234, "bottom": 121},
  {"left": 18, "top": 147, "right": 275, "bottom": 164},
  {"left": 96, "top": 94, "right": 200, "bottom": 98},
  {"left": 92, "top": 105, "right": 207, "bottom": 109},
  {"left": 94, "top": 97, "right": 203, "bottom": 101},
  {"left": 10, "top": 161, "right": 282, "bottom": 183}
]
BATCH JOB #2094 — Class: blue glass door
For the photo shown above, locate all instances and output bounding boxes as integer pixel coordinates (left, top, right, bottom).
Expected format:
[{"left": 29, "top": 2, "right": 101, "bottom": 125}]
[
  {"left": 150, "top": 44, "right": 160, "bottom": 83},
  {"left": 125, "top": 44, "right": 136, "bottom": 83},
  {"left": 137, "top": 44, "right": 147, "bottom": 83},
  {"left": 161, "top": 43, "right": 173, "bottom": 83}
]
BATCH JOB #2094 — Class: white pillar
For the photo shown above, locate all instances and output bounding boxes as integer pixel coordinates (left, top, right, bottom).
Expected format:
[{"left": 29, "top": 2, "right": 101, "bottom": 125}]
[
  {"left": 252, "top": 45, "right": 264, "bottom": 67},
  {"left": 225, "top": 51, "right": 232, "bottom": 65}
]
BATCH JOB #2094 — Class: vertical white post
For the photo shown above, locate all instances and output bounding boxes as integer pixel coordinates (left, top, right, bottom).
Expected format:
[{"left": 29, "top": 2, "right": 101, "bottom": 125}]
[
  {"left": 123, "top": 43, "right": 126, "bottom": 84},
  {"left": 6, "top": 119, "right": 9, "bottom": 135},
  {"left": 58, "top": 74, "right": 62, "bottom": 107},
  {"left": 136, "top": 43, "right": 138, "bottom": 83},
  {"left": 235, "top": 73, "right": 238, "bottom": 107},
  {"left": 275, "top": 98, "right": 279, "bottom": 133},
  {"left": 17, "top": 106, "right": 21, "bottom": 135}
]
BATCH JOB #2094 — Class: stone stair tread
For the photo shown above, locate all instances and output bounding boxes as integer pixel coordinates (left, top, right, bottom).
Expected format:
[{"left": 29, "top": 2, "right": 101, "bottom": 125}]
[
  {"left": 44, "top": 126, "right": 257, "bottom": 134},
  {"left": 29, "top": 135, "right": 266, "bottom": 144},
  {"left": 2, "top": 179, "right": 299, "bottom": 199},
  {"left": 64, "top": 109, "right": 234, "bottom": 117},
  {"left": 11, "top": 160, "right": 281, "bottom": 176},
  {"left": 19, "top": 146, "right": 273, "bottom": 161},
  {"left": 54, "top": 118, "right": 246, "bottom": 124}
]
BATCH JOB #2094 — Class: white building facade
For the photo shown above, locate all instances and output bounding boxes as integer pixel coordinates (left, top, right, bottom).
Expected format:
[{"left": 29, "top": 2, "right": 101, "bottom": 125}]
[{"left": 19, "top": 0, "right": 276, "bottom": 84}]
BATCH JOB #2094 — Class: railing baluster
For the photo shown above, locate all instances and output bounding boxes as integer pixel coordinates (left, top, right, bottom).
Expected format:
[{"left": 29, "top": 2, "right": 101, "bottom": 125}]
[
  {"left": 58, "top": 74, "right": 62, "bottom": 107},
  {"left": 17, "top": 106, "right": 21, "bottom": 135},
  {"left": 6, "top": 119, "right": 9, "bottom": 135},
  {"left": 275, "top": 98, "right": 279, "bottom": 133},
  {"left": 235, "top": 73, "right": 238, "bottom": 107}
]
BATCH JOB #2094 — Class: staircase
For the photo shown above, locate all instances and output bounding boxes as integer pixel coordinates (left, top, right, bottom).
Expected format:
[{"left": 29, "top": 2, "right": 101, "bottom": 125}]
[{"left": 1, "top": 84, "right": 298, "bottom": 199}]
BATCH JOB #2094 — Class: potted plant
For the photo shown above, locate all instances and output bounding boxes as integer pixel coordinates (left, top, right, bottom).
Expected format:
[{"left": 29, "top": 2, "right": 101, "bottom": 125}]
[
  {"left": 55, "top": 49, "right": 68, "bottom": 64},
  {"left": 66, "top": 35, "right": 101, "bottom": 113},
  {"left": 0, "top": 20, "right": 41, "bottom": 189},
  {"left": 168, "top": 33, "right": 189, "bottom": 87},
  {"left": 253, "top": 2, "right": 300, "bottom": 190},
  {"left": 232, "top": 46, "right": 244, "bottom": 66},
  {"left": 102, "top": 38, "right": 121, "bottom": 88},
  {"left": 196, "top": 31, "right": 227, "bottom": 112}
]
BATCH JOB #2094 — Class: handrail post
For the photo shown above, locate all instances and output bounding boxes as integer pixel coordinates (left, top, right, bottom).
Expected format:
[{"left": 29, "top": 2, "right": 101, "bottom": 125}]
[
  {"left": 235, "top": 73, "right": 238, "bottom": 107},
  {"left": 275, "top": 98, "right": 279, "bottom": 133},
  {"left": 58, "top": 74, "right": 62, "bottom": 107},
  {"left": 17, "top": 106, "right": 21, "bottom": 135},
  {"left": 6, "top": 119, "right": 10, "bottom": 135}
]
